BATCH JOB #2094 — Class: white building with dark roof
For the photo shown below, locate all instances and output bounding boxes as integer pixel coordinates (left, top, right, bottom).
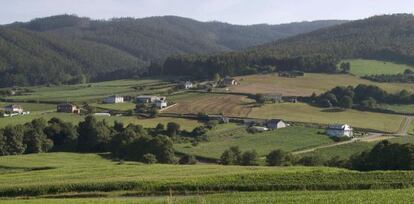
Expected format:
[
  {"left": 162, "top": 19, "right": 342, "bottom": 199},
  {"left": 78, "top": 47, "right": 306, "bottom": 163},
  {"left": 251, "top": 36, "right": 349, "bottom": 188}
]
[{"left": 326, "top": 124, "right": 353, "bottom": 137}]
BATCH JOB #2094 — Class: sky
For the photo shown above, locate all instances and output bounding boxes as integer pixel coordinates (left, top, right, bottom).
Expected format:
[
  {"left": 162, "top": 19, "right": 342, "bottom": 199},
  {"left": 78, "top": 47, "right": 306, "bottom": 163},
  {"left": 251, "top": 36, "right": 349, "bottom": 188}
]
[{"left": 0, "top": 0, "right": 413, "bottom": 25}]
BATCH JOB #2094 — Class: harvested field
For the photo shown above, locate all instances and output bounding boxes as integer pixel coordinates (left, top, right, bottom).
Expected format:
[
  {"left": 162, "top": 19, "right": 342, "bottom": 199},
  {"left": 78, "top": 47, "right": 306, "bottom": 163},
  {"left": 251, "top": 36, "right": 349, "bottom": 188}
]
[
  {"left": 228, "top": 73, "right": 414, "bottom": 96},
  {"left": 166, "top": 93, "right": 255, "bottom": 117}
]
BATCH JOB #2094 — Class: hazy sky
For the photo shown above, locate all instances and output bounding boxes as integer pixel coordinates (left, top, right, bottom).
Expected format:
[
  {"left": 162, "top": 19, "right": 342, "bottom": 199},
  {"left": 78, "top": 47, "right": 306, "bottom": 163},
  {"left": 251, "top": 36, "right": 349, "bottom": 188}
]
[{"left": 1, "top": 0, "right": 413, "bottom": 25}]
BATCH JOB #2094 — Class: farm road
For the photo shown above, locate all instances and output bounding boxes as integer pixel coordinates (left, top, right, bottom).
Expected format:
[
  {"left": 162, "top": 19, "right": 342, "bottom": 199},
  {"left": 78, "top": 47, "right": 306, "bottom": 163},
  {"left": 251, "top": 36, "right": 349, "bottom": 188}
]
[{"left": 292, "top": 116, "right": 413, "bottom": 155}]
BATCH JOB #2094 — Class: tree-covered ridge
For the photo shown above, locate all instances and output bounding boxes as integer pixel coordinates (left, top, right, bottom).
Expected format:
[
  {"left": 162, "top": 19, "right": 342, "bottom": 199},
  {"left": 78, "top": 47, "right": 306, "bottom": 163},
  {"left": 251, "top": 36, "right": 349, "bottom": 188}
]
[
  {"left": 0, "top": 15, "right": 345, "bottom": 87},
  {"left": 161, "top": 14, "right": 414, "bottom": 78},
  {"left": 255, "top": 14, "right": 414, "bottom": 64}
]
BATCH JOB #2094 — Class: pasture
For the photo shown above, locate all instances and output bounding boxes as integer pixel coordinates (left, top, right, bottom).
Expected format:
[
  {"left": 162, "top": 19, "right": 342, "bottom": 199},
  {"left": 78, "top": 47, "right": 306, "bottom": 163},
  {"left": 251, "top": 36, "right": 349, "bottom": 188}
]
[
  {"left": 175, "top": 125, "right": 333, "bottom": 159},
  {"left": 2, "top": 79, "right": 174, "bottom": 103},
  {"left": 377, "top": 104, "right": 414, "bottom": 114},
  {"left": 3, "top": 153, "right": 414, "bottom": 198},
  {"left": 345, "top": 59, "right": 414, "bottom": 76},
  {"left": 0, "top": 112, "right": 201, "bottom": 130},
  {"left": 229, "top": 73, "right": 414, "bottom": 96},
  {"left": 249, "top": 103, "right": 404, "bottom": 133}
]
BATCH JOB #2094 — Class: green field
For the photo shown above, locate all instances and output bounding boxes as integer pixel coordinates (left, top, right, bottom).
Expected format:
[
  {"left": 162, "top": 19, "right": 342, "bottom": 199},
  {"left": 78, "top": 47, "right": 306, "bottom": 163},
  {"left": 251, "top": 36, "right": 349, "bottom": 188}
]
[
  {"left": 377, "top": 104, "right": 414, "bottom": 114},
  {"left": 249, "top": 103, "right": 404, "bottom": 133},
  {"left": 2, "top": 79, "right": 174, "bottom": 103},
  {"left": 345, "top": 59, "right": 414, "bottom": 76},
  {"left": 0, "top": 112, "right": 201, "bottom": 130},
  {"left": 3, "top": 152, "right": 414, "bottom": 199},
  {"left": 303, "top": 136, "right": 414, "bottom": 160},
  {"left": 3, "top": 188, "right": 414, "bottom": 203},
  {"left": 91, "top": 102, "right": 136, "bottom": 111},
  {"left": 175, "top": 124, "right": 333, "bottom": 159}
]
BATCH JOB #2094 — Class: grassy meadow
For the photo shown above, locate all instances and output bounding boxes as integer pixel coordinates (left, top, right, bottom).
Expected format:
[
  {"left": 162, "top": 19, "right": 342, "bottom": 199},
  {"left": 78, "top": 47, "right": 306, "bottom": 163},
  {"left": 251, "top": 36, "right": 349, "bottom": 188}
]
[
  {"left": 175, "top": 124, "right": 333, "bottom": 159},
  {"left": 0, "top": 112, "right": 201, "bottom": 130},
  {"left": 345, "top": 59, "right": 414, "bottom": 76},
  {"left": 249, "top": 103, "right": 404, "bottom": 133},
  {"left": 2, "top": 79, "right": 174, "bottom": 103}
]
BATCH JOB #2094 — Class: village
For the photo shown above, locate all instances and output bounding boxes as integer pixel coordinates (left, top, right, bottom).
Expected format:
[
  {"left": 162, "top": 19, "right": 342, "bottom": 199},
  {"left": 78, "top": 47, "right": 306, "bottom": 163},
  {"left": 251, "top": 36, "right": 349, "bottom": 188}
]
[{"left": 0, "top": 75, "right": 355, "bottom": 141}]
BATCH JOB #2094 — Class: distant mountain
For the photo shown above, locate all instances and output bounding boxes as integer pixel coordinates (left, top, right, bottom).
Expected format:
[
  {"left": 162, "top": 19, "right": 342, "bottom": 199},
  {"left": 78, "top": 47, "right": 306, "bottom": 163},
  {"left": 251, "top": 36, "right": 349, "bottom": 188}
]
[
  {"left": 0, "top": 15, "right": 345, "bottom": 87},
  {"left": 161, "top": 14, "right": 414, "bottom": 78}
]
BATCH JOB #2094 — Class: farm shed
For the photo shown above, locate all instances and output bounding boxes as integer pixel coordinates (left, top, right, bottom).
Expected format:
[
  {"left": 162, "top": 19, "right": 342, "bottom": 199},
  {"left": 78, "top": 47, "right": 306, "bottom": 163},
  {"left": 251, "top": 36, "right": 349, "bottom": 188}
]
[{"left": 103, "top": 95, "right": 124, "bottom": 104}]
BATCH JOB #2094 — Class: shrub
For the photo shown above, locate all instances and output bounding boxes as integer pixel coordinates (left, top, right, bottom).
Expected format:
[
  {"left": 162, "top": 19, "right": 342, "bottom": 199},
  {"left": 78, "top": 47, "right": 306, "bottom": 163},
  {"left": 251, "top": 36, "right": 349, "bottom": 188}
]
[
  {"left": 241, "top": 150, "right": 259, "bottom": 166},
  {"left": 142, "top": 153, "right": 157, "bottom": 164},
  {"left": 179, "top": 154, "right": 197, "bottom": 165},
  {"left": 266, "top": 149, "right": 294, "bottom": 166}
]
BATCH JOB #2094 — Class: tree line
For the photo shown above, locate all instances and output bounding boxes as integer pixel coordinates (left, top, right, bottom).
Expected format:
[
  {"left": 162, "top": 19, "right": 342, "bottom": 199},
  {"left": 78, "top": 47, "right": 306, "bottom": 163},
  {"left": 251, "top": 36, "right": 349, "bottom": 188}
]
[
  {"left": 220, "top": 140, "right": 414, "bottom": 171},
  {"left": 314, "top": 84, "right": 414, "bottom": 109},
  {"left": 0, "top": 116, "right": 208, "bottom": 164}
]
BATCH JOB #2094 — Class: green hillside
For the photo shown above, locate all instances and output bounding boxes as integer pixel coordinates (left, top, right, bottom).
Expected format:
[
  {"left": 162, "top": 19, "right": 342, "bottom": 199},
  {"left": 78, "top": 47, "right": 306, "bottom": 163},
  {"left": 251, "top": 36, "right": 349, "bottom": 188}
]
[
  {"left": 0, "top": 15, "right": 345, "bottom": 87},
  {"left": 346, "top": 59, "right": 414, "bottom": 76}
]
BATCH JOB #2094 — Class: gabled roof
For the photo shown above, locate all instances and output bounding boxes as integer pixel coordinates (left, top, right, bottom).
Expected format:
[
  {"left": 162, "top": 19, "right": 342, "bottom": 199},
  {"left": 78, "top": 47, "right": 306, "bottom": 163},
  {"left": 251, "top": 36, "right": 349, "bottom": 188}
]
[
  {"left": 327, "top": 124, "right": 351, "bottom": 130},
  {"left": 4, "top": 104, "right": 22, "bottom": 109}
]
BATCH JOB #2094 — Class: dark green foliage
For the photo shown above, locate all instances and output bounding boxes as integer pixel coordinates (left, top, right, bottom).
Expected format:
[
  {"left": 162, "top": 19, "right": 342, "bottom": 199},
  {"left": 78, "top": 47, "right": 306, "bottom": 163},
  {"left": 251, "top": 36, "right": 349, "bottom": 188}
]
[
  {"left": 44, "top": 118, "right": 78, "bottom": 151},
  {"left": 179, "top": 154, "right": 197, "bottom": 165},
  {"left": 220, "top": 146, "right": 242, "bottom": 165},
  {"left": 2, "top": 125, "right": 25, "bottom": 155},
  {"left": 349, "top": 140, "right": 414, "bottom": 171},
  {"left": 266, "top": 149, "right": 295, "bottom": 166},
  {"left": 241, "top": 150, "right": 259, "bottom": 166},
  {"left": 297, "top": 155, "right": 324, "bottom": 166},
  {"left": 257, "top": 14, "right": 414, "bottom": 66},
  {"left": 339, "top": 96, "right": 353, "bottom": 109},
  {"left": 141, "top": 153, "right": 157, "bottom": 164},
  {"left": 166, "top": 122, "right": 180, "bottom": 137},
  {"left": 77, "top": 116, "right": 112, "bottom": 152},
  {"left": 255, "top": 93, "right": 266, "bottom": 104},
  {"left": 0, "top": 15, "right": 343, "bottom": 87},
  {"left": 23, "top": 118, "right": 53, "bottom": 153},
  {"left": 363, "top": 71, "right": 414, "bottom": 83}
]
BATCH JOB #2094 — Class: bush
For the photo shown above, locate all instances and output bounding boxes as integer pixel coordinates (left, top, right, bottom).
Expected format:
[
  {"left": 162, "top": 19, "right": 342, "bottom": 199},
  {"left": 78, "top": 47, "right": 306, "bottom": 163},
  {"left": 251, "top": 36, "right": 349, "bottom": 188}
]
[
  {"left": 220, "top": 146, "right": 242, "bottom": 165},
  {"left": 266, "top": 149, "right": 294, "bottom": 166},
  {"left": 142, "top": 153, "right": 157, "bottom": 164},
  {"left": 297, "top": 155, "right": 324, "bottom": 166},
  {"left": 241, "top": 150, "right": 259, "bottom": 166},
  {"left": 179, "top": 154, "right": 197, "bottom": 165}
]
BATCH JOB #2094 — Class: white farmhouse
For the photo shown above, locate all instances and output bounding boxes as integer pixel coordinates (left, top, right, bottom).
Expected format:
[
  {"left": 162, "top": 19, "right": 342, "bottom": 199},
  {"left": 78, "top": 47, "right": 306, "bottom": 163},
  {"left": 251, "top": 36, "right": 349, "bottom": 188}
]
[
  {"left": 154, "top": 99, "right": 167, "bottom": 109},
  {"left": 266, "top": 119, "right": 287, "bottom": 129},
  {"left": 326, "top": 124, "right": 353, "bottom": 137},
  {"left": 4, "top": 104, "right": 23, "bottom": 114},
  {"left": 103, "top": 95, "right": 124, "bottom": 104},
  {"left": 180, "top": 81, "right": 193, "bottom": 89}
]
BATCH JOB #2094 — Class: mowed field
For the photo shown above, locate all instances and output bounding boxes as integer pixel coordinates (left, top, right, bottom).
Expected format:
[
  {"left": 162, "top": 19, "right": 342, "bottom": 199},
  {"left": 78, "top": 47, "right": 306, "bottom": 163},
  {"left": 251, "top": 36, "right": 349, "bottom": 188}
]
[
  {"left": 249, "top": 103, "right": 404, "bottom": 133},
  {"left": 166, "top": 92, "right": 255, "bottom": 117},
  {"left": 0, "top": 112, "right": 201, "bottom": 130},
  {"left": 229, "top": 73, "right": 414, "bottom": 96},
  {"left": 345, "top": 59, "right": 414, "bottom": 76},
  {"left": 1, "top": 79, "right": 174, "bottom": 103},
  {"left": 175, "top": 124, "right": 333, "bottom": 159}
]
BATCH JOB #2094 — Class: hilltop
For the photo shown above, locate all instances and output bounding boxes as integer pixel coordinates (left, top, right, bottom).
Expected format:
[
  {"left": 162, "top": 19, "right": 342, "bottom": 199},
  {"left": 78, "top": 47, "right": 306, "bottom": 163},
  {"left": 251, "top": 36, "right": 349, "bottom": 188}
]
[
  {"left": 0, "top": 15, "right": 345, "bottom": 87},
  {"left": 162, "top": 14, "right": 414, "bottom": 77}
]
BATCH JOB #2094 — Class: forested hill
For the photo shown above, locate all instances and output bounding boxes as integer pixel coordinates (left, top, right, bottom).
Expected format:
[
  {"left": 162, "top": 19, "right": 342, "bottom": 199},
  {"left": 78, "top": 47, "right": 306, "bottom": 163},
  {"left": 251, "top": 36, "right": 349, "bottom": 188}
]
[
  {"left": 161, "top": 14, "right": 414, "bottom": 78},
  {"left": 255, "top": 14, "right": 414, "bottom": 63},
  {"left": 0, "top": 15, "right": 345, "bottom": 87}
]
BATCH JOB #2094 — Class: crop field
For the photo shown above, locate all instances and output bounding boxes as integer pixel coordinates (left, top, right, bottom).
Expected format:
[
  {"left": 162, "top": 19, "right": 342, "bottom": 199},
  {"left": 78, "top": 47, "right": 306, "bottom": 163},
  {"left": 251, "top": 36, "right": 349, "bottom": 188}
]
[
  {"left": 0, "top": 112, "right": 201, "bottom": 130},
  {"left": 3, "top": 188, "right": 414, "bottom": 203},
  {"left": 166, "top": 93, "right": 255, "bottom": 117},
  {"left": 2, "top": 79, "right": 174, "bottom": 103},
  {"left": 249, "top": 103, "right": 404, "bottom": 133},
  {"left": 3, "top": 153, "right": 414, "bottom": 198},
  {"left": 175, "top": 124, "right": 333, "bottom": 159},
  {"left": 228, "top": 73, "right": 414, "bottom": 96},
  {"left": 345, "top": 59, "right": 414, "bottom": 76}
]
